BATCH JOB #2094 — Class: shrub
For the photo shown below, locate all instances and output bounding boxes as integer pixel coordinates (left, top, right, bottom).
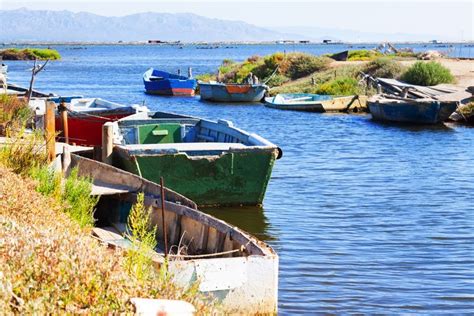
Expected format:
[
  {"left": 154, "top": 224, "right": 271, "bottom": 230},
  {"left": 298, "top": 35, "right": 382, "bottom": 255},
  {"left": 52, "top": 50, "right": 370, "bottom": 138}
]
[
  {"left": 125, "top": 192, "right": 158, "bottom": 280},
  {"left": 315, "top": 77, "right": 361, "bottom": 95},
  {"left": 63, "top": 168, "right": 98, "bottom": 228},
  {"left": 362, "top": 57, "right": 405, "bottom": 79},
  {"left": 348, "top": 49, "right": 383, "bottom": 61},
  {"left": 0, "top": 130, "right": 48, "bottom": 176},
  {"left": 401, "top": 61, "right": 454, "bottom": 86},
  {"left": 195, "top": 73, "right": 215, "bottom": 82},
  {"left": 30, "top": 165, "right": 62, "bottom": 202},
  {"left": 0, "top": 95, "right": 33, "bottom": 134},
  {"left": 286, "top": 54, "right": 331, "bottom": 79}
]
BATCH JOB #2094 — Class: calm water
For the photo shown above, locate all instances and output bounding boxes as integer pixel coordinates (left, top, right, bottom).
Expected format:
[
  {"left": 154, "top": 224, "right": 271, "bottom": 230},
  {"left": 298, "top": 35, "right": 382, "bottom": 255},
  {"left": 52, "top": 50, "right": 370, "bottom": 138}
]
[{"left": 7, "top": 44, "right": 474, "bottom": 314}]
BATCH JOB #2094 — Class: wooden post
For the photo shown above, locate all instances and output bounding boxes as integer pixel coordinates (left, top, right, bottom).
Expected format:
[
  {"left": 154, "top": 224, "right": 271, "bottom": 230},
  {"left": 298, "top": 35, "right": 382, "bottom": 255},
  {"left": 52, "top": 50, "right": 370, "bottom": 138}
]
[
  {"left": 377, "top": 84, "right": 382, "bottom": 94},
  {"left": 188, "top": 67, "right": 192, "bottom": 78},
  {"left": 177, "top": 69, "right": 181, "bottom": 76},
  {"left": 59, "top": 103, "right": 69, "bottom": 144},
  {"left": 62, "top": 144, "right": 71, "bottom": 173},
  {"left": 45, "top": 101, "right": 56, "bottom": 162},
  {"left": 102, "top": 122, "right": 114, "bottom": 164}
]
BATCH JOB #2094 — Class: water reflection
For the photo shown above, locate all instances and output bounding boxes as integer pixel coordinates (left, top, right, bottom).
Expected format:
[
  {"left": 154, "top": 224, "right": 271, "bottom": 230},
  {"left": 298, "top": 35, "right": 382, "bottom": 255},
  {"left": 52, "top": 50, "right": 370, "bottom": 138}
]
[{"left": 202, "top": 206, "right": 277, "bottom": 242}]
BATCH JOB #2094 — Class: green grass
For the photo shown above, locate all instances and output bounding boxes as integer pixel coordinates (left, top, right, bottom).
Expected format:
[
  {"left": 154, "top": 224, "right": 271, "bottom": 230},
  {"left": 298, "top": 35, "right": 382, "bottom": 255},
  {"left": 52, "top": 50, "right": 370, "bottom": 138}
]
[
  {"left": 401, "top": 61, "right": 454, "bottom": 86},
  {"left": 0, "top": 48, "right": 61, "bottom": 60},
  {"left": 348, "top": 49, "right": 383, "bottom": 61},
  {"left": 63, "top": 168, "right": 98, "bottom": 228},
  {"left": 315, "top": 77, "right": 362, "bottom": 95}
]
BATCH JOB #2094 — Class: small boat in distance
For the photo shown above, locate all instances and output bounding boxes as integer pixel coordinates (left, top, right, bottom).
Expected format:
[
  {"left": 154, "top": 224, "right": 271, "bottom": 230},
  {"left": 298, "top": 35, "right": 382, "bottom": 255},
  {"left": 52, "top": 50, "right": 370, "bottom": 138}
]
[
  {"left": 367, "top": 95, "right": 458, "bottom": 124},
  {"left": 264, "top": 93, "right": 367, "bottom": 113},
  {"left": 111, "top": 111, "right": 282, "bottom": 207},
  {"left": 143, "top": 68, "right": 197, "bottom": 96},
  {"left": 199, "top": 81, "right": 268, "bottom": 102}
]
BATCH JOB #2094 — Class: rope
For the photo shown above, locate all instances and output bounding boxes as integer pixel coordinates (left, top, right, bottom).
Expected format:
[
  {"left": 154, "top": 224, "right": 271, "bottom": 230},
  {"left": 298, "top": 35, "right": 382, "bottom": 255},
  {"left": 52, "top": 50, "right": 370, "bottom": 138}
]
[
  {"left": 166, "top": 245, "right": 247, "bottom": 259},
  {"left": 262, "top": 65, "right": 280, "bottom": 85}
]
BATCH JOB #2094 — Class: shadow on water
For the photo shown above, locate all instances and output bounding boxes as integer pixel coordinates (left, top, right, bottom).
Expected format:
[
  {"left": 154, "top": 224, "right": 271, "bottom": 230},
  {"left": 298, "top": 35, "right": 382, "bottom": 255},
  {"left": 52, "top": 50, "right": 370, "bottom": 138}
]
[
  {"left": 202, "top": 206, "right": 277, "bottom": 242},
  {"left": 368, "top": 119, "right": 456, "bottom": 133}
]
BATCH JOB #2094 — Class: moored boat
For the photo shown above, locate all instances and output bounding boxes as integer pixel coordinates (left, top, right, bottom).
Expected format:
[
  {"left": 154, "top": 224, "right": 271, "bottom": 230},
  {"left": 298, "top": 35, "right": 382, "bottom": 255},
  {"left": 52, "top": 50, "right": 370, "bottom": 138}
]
[
  {"left": 56, "top": 152, "right": 278, "bottom": 314},
  {"left": 367, "top": 95, "right": 458, "bottom": 124},
  {"left": 264, "top": 93, "right": 367, "bottom": 112},
  {"left": 143, "top": 68, "right": 197, "bottom": 96},
  {"left": 110, "top": 111, "right": 282, "bottom": 207},
  {"left": 31, "top": 97, "right": 148, "bottom": 146},
  {"left": 199, "top": 81, "right": 268, "bottom": 102}
]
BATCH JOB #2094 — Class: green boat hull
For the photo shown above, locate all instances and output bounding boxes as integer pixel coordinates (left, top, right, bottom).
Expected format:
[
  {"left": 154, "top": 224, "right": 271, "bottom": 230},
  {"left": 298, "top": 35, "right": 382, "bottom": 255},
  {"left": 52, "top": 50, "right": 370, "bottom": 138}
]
[{"left": 114, "top": 149, "right": 278, "bottom": 207}]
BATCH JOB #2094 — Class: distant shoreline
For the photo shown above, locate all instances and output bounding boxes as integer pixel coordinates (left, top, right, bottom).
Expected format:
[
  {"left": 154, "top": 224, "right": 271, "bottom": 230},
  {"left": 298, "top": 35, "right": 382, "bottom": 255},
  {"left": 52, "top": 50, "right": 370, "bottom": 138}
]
[{"left": 1, "top": 41, "right": 474, "bottom": 46}]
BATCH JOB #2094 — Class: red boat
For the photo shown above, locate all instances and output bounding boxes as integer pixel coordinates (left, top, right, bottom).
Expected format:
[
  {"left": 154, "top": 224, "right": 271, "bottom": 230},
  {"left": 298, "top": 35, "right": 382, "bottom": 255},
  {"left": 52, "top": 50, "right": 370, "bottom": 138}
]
[{"left": 31, "top": 98, "right": 148, "bottom": 146}]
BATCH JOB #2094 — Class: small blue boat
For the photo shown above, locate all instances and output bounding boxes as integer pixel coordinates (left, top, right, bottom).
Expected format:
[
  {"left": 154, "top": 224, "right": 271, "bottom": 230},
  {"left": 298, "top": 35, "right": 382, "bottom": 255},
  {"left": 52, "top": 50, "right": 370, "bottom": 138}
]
[
  {"left": 143, "top": 68, "right": 197, "bottom": 96},
  {"left": 199, "top": 81, "right": 268, "bottom": 102},
  {"left": 367, "top": 95, "right": 458, "bottom": 124}
]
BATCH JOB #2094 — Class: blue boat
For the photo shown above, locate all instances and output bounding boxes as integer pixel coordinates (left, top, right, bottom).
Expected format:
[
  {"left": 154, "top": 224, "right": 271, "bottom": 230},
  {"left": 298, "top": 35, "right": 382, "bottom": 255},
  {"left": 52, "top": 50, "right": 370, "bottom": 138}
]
[
  {"left": 199, "top": 81, "right": 268, "bottom": 102},
  {"left": 143, "top": 68, "right": 197, "bottom": 96},
  {"left": 367, "top": 95, "right": 458, "bottom": 124},
  {"left": 264, "top": 93, "right": 367, "bottom": 112}
]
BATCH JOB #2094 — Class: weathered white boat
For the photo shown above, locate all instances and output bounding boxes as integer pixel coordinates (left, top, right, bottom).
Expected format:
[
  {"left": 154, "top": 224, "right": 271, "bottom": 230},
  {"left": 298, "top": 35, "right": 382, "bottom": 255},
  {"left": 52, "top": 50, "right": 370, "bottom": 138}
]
[
  {"left": 264, "top": 93, "right": 367, "bottom": 112},
  {"left": 57, "top": 151, "right": 278, "bottom": 314}
]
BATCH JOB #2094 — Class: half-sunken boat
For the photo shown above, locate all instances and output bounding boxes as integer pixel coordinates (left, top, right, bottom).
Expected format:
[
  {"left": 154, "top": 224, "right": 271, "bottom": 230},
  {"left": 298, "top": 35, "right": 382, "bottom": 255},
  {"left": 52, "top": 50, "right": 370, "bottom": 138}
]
[
  {"left": 143, "top": 68, "right": 197, "bottom": 96},
  {"left": 110, "top": 111, "right": 282, "bottom": 207},
  {"left": 367, "top": 95, "right": 458, "bottom": 124},
  {"left": 366, "top": 78, "right": 468, "bottom": 124},
  {"left": 199, "top": 81, "right": 268, "bottom": 102},
  {"left": 56, "top": 151, "right": 278, "bottom": 314},
  {"left": 31, "top": 97, "right": 148, "bottom": 146},
  {"left": 264, "top": 93, "right": 367, "bottom": 112}
]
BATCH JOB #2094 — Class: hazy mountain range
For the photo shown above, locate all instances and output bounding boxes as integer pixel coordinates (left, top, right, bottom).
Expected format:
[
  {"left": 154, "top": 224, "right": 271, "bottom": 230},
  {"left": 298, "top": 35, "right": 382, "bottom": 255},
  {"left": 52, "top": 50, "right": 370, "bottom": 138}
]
[{"left": 0, "top": 9, "right": 438, "bottom": 43}]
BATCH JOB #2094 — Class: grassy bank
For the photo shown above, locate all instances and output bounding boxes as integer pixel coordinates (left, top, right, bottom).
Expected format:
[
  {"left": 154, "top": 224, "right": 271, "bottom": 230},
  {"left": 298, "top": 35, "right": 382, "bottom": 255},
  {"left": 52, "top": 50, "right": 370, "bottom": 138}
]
[
  {"left": 198, "top": 51, "right": 456, "bottom": 96},
  {"left": 0, "top": 95, "right": 218, "bottom": 313},
  {"left": 0, "top": 48, "right": 61, "bottom": 60}
]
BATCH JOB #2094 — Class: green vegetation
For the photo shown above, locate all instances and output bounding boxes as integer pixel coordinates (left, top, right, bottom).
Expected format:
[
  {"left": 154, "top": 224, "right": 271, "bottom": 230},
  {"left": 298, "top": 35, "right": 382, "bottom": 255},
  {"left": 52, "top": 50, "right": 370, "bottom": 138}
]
[
  {"left": 0, "top": 167, "right": 217, "bottom": 314},
  {"left": 315, "top": 77, "right": 361, "bottom": 95},
  {"left": 63, "top": 168, "right": 98, "bottom": 228},
  {"left": 199, "top": 52, "right": 331, "bottom": 86},
  {"left": 348, "top": 49, "right": 383, "bottom": 61},
  {"left": 270, "top": 64, "right": 366, "bottom": 96},
  {"left": 361, "top": 57, "right": 405, "bottom": 79},
  {"left": 0, "top": 95, "right": 33, "bottom": 135},
  {"left": 0, "top": 48, "right": 61, "bottom": 60},
  {"left": 125, "top": 192, "right": 158, "bottom": 280},
  {"left": 459, "top": 102, "right": 474, "bottom": 116},
  {"left": 401, "top": 61, "right": 455, "bottom": 86}
]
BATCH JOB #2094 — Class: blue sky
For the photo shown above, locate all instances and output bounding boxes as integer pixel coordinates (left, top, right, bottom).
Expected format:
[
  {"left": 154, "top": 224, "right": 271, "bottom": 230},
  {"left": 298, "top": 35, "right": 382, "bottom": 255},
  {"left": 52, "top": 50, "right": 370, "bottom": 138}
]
[{"left": 2, "top": 0, "right": 473, "bottom": 40}]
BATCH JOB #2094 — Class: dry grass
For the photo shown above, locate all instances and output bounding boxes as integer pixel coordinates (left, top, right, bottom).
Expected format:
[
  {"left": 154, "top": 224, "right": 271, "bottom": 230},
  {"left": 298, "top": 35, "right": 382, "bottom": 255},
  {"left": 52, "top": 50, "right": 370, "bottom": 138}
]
[{"left": 0, "top": 167, "right": 219, "bottom": 314}]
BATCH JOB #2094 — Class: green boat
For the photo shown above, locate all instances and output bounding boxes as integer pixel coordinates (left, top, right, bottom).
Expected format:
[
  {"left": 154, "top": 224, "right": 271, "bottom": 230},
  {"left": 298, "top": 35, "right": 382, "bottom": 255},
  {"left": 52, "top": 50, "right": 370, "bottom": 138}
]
[{"left": 111, "top": 111, "right": 282, "bottom": 207}]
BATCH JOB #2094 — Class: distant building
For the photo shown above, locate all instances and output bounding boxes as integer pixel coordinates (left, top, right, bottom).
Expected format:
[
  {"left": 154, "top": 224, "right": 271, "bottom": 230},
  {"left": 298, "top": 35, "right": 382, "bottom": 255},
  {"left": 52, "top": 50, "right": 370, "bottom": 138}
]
[
  {"left": 148, "top": 40, "right": 167, "bottom": 44},
  {"left": 299, "top": 40, "right": 310, "bottom": 44},
  {"left": 322, "top": 39, "right": 332, "bottom": 44}
]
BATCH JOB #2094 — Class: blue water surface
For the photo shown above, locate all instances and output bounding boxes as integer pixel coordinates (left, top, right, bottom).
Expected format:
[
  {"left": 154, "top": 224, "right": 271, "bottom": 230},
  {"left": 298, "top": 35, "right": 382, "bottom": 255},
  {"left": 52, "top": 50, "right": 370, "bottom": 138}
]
[{"left": 6, "top": 44, "right": 474, "bottom": 314}]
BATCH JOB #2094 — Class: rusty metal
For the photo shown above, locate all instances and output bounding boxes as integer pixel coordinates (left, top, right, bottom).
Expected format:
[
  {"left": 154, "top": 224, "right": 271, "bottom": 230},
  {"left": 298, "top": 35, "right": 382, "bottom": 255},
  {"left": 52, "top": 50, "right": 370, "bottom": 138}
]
[{"left": 160, "top": 176, "right": 168, "bottom": 258}]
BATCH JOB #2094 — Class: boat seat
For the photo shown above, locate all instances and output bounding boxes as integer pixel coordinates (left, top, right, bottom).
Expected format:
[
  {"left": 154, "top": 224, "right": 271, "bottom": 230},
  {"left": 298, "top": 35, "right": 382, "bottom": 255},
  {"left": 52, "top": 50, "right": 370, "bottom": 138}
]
[{"left": 118, "top": 142, "right": 248, "bottom": 154}]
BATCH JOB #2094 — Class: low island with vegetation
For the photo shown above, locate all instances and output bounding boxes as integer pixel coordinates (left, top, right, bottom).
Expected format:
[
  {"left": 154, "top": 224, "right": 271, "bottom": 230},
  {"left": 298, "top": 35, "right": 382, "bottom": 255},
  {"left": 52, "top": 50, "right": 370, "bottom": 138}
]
[
  {"left": 197, "top": 49, "right": 457, "bottom": 97},
  {"left": 0, "top": 48, "right": 61, "bottom": 60}
]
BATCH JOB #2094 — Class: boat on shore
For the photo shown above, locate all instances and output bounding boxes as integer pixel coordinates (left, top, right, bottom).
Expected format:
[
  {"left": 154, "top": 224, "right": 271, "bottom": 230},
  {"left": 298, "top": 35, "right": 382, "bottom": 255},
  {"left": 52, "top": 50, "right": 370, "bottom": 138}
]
[
  {"left": 264, "top": 93, "right": 367, "bottom": 112},
  {"left": 143, "top": 68, "right": 197, "bottom": 96},
  {"left": 198, "top": 81, "right": 268, "bottom": 102},
  {"left": 367, "top": 95, "right": 458, "bottom": 124},
  {"left": 56, "top": 151, "right": 278, "bottom": 314},
  {"left": 31, "top": 97, "right": 148, "bottom": 146},
  {"left": 110, "top": 111, "right": 282, "bottom": 207}
]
